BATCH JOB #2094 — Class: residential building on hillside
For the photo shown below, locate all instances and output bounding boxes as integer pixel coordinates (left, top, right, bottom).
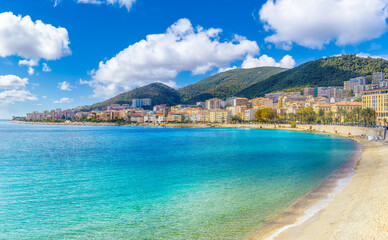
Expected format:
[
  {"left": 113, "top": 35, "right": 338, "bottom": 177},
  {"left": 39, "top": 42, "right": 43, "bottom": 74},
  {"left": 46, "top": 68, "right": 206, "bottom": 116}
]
[
  {"left": 250, "top": 97, "right": 273, "bottom": 108},
  {"left": 264, "top": 92, "right": 284, "bottom": 103},
  {"left": 232, "top": 97, "right": 249, "bottom": 107},
  {"left": 132, "top": 98, "right": 152, "bottom": 108},
  {"left": 107, "top": 104, "right": 130, "bottom": 110},
  {"left": 205, "top": 98, "right": 222, "bottom": 110},
  {"left": 196, "top": 101, "right": 206, "bottom": 109},
  {"left": 372, "top": 72, "right": 385, "bottom": 85},
  {"left": 303, "top": 88, "right": 316, "bottom": 97}
]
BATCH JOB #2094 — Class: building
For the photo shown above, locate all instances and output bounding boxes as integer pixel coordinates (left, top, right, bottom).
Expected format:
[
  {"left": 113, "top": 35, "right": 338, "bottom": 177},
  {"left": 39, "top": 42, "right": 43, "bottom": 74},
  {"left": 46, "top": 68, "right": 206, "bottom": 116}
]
[
  {"left": 327, "top": 87, "right": 346, "bottom": 99},
  {"left": 153, "top": 104, "right": 167, "bottom": 112},
  {"left": 245, "top": 109, "right": 258, "bottom": 121},
  {"left": 226, "top": 97, "right": 249, "bottom": 107},
  {"left": 226, "top": 106, "right": 247, "bottom": 118},
  {"left": 372, "top": 72, "right": 385, "bottom": 85},
  {"left": 132, "top": 98, "right": 152, "bottom": 108},
  {"left": 264, "top": 92, "right": 284, "bottom": 103},
  {"left": 278, "top": 95, "right": 306, "bottom": 108},
  {"left": 250, "top": 97, "right": 273, "bottom": 108},
  {"left": 205, "top": 98, "right": 222, "bottom": 110},
  {"left": 107, "top": 104, "right": 130, "bottom": 110},
  {"left": 362, "top": 87, "right": 388, "bottom": 125},
  {"left": 303, "top": 88, "right": 316, "bottom": 97},
  {"left": 209, "top": 110, "right": 232, "bottom": 123},
  {"left": 196, "top": 101, "right": 206, "bottom": 109}
]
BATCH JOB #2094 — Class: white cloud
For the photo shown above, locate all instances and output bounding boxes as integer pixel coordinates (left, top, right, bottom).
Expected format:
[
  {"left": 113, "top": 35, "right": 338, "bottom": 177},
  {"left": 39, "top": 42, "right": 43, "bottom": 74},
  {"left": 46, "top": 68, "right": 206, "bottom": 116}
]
[
  {"left": 42, "top": 95, "right": 47, "bottom": 99},
  {"left": 42, "top": 63, "right": 52, "bottom": 72},
  {"left": 77, "top": 0, "right": 136, "bottom": 10},
  {"left": 356, "top": 52, "right": 388, "bottom": 60},
  {"left": 259, "top": 0, "right": 388, "bottom": 49},
  {"left": 0, "top": 75, "right": 28, "bottom": 89},
  {"left": 87, "top": 18, "right": 259, "bottom": 98},
  {"left": 241, "top": 55, "right": 296, "bottom": 69},
  {"left": 0, "top": 89, "right": 37, "bottom": 103},
  {"left": 58, "top": 81, "right": 73, "bottom": 91},
  {"left": 18, "top": 59, "right": 38, "bottom": 67},
  {"left": 0, "top": 12, "right": 71, "bottom": 60},
  {"left": 218, "top": 66, "right": 238, "bottom": 73},
  {"left": 18, "top": 59, "right": 39, "bottom": 75},
  {"left": 54, "top": 97, "right": 73, "bottom": 103}
]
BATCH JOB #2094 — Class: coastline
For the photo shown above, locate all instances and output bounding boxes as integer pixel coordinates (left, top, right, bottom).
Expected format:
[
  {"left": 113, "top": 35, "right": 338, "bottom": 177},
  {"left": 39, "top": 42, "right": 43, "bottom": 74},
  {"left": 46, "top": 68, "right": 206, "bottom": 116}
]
[
  {"left": 258, "top": 139, "right": 388, "bottom": 240},
  {"left": 248, "top": 140, "right": 362, "bottom": 240},
  {"left": 11, "top": 121, "right": 387, "bottom": 239}
]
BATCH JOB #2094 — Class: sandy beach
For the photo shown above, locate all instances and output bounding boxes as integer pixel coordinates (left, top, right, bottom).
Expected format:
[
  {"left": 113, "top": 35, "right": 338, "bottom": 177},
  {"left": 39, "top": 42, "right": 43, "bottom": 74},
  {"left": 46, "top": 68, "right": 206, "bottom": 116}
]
[{"left": 257, "top": 139, "right": 388, "bottom": 240}]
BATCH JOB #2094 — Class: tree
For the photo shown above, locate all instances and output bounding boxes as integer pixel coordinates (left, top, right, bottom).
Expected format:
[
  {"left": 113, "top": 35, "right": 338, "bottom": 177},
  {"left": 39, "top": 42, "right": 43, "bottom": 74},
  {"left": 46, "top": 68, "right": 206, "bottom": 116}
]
[
  {"left": 232, "top": 115, "right": 243, "bottom": 123},
  {"left": 337, "top": 108, "right": 347, "bottom": 124},
  {"left": 352, "top": 107, "right": 362, "bottom": 125},
  {"left": 361, "top": 108, "right": 376, "bottom": 126},
  {"left": 297, "top": 107, "right": 316, "bottom": 124},
  {"left": 254, "top": 108, "right": 278, "bottom": 123}
]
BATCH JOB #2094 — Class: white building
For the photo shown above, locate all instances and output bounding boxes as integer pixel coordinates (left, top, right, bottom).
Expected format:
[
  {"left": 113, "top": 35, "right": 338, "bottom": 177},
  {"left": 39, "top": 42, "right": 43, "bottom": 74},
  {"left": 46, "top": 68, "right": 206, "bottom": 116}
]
[{"left": 245, "top": 109, "right": 258, "bottom": 121}]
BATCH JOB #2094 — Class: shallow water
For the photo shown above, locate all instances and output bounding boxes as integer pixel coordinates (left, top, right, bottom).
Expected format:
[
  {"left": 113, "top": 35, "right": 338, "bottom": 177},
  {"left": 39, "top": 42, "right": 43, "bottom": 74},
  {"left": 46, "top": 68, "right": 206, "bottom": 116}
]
[{"left": 0, "top": 121, "right": 356, "bottom": 239}]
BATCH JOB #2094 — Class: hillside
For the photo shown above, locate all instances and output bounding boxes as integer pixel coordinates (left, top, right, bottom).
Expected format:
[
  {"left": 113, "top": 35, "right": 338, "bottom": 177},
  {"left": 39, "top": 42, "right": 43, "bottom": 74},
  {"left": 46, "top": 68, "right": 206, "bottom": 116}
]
[
  {"left": 179, "top": 66, "right": 286, "bottom": 103},
  {"left": 88, "top": 82, "right": 182, "bottom": 110},
  {"left": 238, "top": 54, "right": 388, "bottom": 99}
]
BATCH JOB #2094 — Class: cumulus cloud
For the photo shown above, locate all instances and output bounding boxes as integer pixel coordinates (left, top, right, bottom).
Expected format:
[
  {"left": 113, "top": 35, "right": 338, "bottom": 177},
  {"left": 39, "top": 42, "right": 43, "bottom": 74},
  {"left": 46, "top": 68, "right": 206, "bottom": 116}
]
[
  {"left": 87, "top": 18, "right": 259, "bottom": 98},
  {"left": 241, "top": 55, "right": 296, "bottom": 69},
  {"left": 77, "top": 0, "right": 136, "bottom": 10},
  {"left": 0, "top": 89, "right": 37, "bottom": 103},
  {"left": 259, "top": 0, "right": 388, "bottom": 49},
  {"left": 54, "top": 97, "right": 73, "bottom": 103},
  {"left": 18, "top": 59, "right": 39, "bottom": 75},
  {"left": 58, "top": 81, "right": 73, "bottom": 91},
  {"left": 218, "top": 66, "right": 238, "bottom": 73},
  {"left": 0, "top": 75, "right": 28, "bottom": 89},
  {"left": 42, "top": 63, "right": 52, "bottom": 72},
  {"left": 356, "top": 52, "right": 388, "bottom": 60},
  {"left": 0, "top": 12, "right": 71, "bottom": 60}
]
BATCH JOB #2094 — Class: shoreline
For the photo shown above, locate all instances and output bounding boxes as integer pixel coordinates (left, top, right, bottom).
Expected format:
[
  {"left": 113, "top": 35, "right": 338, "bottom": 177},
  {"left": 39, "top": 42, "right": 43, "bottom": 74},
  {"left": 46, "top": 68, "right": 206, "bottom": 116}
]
[
  {"left": 11, "top": 120, "right": 387, "bottom": 239},
  {"left": 248, "top": 140, "right": 363, "bottom": 240}
]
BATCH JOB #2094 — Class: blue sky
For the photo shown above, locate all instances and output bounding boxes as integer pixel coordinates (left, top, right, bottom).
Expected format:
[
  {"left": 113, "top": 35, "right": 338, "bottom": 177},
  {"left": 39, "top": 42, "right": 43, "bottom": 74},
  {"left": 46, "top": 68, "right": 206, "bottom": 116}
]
[{"left": 0, "top": 0, "right": 388, "bottom": 118}]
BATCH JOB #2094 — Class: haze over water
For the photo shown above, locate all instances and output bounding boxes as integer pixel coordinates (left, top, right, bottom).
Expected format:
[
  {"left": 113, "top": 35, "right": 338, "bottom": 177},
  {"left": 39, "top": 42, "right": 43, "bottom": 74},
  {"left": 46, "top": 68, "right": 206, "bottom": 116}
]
[{"left": 0, "top": 121, "right": 356, "bottom": 239}]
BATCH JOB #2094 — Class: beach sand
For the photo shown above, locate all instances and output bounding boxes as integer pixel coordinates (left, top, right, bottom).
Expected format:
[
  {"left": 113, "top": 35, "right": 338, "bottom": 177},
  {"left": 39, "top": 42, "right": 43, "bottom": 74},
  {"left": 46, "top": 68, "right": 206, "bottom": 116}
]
[{"left": 258, "top": 140, "right": 388, "bottom": 240}]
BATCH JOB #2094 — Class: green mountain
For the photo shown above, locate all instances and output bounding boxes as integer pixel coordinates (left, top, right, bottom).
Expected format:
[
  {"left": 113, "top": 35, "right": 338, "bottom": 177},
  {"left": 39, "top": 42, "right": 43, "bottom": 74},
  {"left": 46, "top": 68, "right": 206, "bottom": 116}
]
[
  {"left": 178, "top": 66, "right": 287, "bottom": 103},
  {"left": 88, "top": 82, "right": 182, "bottom": 110},
  {"left": 238, "top": 54, "right": 388, "bottom": 99}
]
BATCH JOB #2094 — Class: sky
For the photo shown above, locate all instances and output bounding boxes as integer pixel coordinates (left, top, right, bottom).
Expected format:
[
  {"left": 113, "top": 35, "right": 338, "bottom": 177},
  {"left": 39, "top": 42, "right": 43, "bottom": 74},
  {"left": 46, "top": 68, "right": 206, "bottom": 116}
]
[{"left": 0, "top": 0, "right": 388, "bottom": 118}]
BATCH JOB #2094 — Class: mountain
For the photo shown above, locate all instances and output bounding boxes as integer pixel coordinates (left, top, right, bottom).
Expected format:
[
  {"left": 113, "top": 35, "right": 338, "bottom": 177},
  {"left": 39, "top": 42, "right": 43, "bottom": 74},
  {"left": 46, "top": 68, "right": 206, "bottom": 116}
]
[
  {"left": 88, "top": 82, "right": 182, "bottom": 110},
  {"left": 238, "top": 54, "right": 388, "bottom": 99},
  {"left": 178, "top": 66, "right": 287, "bottom": 103}
]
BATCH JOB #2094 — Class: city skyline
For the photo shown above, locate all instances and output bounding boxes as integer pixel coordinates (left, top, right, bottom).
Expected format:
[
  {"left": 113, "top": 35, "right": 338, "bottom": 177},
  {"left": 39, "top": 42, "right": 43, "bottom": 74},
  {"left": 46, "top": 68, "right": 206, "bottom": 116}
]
[{"left": 1, "top": 0, "right": 388, "bottom": 118}]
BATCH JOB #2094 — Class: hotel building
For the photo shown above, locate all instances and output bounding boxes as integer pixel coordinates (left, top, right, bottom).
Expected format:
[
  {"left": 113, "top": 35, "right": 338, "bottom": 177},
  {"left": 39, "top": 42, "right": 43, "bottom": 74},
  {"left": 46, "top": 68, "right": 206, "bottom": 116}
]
[{"left": 362, "top": 87, "right": 388, "bottom": 125}]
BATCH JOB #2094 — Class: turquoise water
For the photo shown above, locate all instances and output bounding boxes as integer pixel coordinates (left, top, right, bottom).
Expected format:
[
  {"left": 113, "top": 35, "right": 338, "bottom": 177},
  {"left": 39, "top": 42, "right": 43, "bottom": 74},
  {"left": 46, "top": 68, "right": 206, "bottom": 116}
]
[{"left": 0, "top": 121, "right": 356, "bottom": 239}]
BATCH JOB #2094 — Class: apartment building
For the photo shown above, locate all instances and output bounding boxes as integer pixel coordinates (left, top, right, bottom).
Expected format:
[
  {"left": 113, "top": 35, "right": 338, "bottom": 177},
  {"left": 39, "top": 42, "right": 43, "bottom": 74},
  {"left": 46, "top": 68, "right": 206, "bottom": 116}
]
[{"left": 362, "top": 87, "right": 388, "bottom": 125}]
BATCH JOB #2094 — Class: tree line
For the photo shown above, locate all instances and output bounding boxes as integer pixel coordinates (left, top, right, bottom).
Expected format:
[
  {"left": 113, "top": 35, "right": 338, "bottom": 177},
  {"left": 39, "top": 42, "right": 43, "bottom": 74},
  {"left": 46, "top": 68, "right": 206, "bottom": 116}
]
[{"left": 252, "top": 107, "right": 378, "bottom": 126}]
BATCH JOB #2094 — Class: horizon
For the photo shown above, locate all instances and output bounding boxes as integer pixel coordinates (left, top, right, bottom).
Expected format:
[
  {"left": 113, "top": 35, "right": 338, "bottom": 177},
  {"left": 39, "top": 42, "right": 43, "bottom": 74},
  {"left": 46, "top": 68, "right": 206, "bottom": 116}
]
[{"left": 1, "top": 0, "right": 388, "bottom": 118}]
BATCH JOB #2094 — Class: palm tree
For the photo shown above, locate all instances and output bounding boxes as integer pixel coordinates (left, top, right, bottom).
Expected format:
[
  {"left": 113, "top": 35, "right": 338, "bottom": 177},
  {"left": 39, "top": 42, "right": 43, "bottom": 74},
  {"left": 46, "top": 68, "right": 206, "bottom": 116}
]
[
  {"left": 327, "top": 111, "right": 334, "bottom": 124},
  {"left": 337, "top": 108, "right": 347, "bottom": 125},
  {"left": 352, "top": 107, "right": 362, "bottom": 125},
  {"left": 361, "top": 108, "right": 376, "bottom": 126}
]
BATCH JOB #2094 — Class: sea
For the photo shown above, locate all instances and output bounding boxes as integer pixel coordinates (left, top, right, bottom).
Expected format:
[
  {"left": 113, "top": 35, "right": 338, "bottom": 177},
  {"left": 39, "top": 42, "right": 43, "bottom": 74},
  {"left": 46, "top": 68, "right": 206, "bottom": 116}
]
[{"left": 0, "top": 121, "right": 356, "bottom": 239}]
